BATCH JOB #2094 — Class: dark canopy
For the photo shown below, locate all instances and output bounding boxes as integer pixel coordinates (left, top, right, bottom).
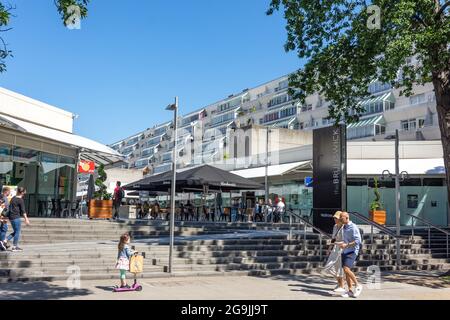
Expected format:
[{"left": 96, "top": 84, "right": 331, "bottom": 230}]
[{"left": 124, "top": 164, "right": 263, "bottom": 192}]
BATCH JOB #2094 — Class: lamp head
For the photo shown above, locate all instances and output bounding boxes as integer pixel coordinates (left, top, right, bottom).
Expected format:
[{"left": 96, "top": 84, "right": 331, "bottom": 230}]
[{"left": 166, "top": 103, "right": 177, "bottom": 111}]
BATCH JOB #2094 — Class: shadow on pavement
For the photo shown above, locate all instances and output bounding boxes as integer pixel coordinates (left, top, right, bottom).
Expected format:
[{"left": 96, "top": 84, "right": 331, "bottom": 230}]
[
  {"left": 0, "top": 282, "right": 92, "bottom": 300},
  {"left": 95, "top": 286, "right": 115, "bottom": 292},
  {"left": 382, "top": 271, "right": 450, "bottom": 289}
]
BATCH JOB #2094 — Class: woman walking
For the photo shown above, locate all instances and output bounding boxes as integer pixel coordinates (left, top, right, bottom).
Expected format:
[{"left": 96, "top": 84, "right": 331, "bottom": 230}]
[
  {"left": 322, "top": 211, "right": 345, "bottom": 295},
  {"left": 6, "top": 187, "right": 30, "bottom": 252}
]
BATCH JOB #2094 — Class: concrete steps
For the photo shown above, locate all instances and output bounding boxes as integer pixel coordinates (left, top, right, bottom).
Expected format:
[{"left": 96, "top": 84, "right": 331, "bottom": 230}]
[{"left": 1, "top": 219, "right": 449, "bottom": 283}]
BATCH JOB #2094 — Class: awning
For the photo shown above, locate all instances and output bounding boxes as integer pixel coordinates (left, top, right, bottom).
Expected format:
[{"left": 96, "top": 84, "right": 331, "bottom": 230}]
[
  {"left": 0, "top": 114, "right": 123, "bottom": 165},
  {"left": 347, "top": 115, "right": 384, "bottom": 129},
  {"left": 271, "top": 117, "right": 297, "bottom": 129},
  {"left": 347, "top": 158, "right": 445, "bottom": 175},
  {"left": 359, "top": 91, "right": 394, "bottom": 106},
  {"left": 231, "top": 161, "right": 311, "bottom": 179}
]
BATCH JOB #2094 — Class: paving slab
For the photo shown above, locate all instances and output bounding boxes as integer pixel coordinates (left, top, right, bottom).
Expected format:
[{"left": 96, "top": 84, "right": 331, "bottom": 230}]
[{"left": 0, "top": 271, "right": 448, "bottom": 300}]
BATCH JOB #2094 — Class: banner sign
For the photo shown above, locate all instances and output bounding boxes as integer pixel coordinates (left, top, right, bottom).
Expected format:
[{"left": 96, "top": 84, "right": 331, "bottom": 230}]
[
  {"left": 312, "top": 124, "right": 347, "bottom": 234},
  {"left": 78, "top": 160, "right": 95, "bottom": 174}
]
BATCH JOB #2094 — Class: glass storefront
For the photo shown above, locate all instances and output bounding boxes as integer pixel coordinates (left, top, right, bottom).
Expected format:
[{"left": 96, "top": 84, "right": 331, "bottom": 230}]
[{"left": 0, "top": 144, "right": 76, "bottom": 217}]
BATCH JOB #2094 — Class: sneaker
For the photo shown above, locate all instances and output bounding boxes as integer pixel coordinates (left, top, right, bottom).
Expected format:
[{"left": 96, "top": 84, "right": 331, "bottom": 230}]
[
  {"left": 353, "top": 285, "right": 363, "bottom": 298},
  {"left": 341, "top": 291, "right": 354, "bottom": 298},
  {"left": 0, "top": 241, "right": 6, "bottom": 251},
  {"left": 5, "top": 241, "right": 10, "bottom": 249},
  {"left": 11, "top": 247, "right": 23, "bottom": 252},
  {"left": 332, "top": 287, "right": 347, "bottom": 295}
]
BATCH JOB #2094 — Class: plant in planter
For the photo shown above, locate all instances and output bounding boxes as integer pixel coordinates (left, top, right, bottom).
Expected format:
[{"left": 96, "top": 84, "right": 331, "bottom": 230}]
[
  {"left": 369, "top": 178, "right": 386, "bottom": 225},
  {"left": 89, "top": 164, "right": 113, "bottom": 219}
]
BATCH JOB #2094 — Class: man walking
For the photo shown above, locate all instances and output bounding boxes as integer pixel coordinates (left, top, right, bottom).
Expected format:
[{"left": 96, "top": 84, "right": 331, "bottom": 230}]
[
  {"left": 338, "top": 211, "right": 363, "bottom": 298},
  {"left": 113, "top": 181, "right": 124, "bottom": 220}
]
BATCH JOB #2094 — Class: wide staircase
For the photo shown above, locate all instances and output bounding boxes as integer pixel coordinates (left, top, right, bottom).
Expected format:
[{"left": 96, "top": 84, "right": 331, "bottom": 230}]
[{"left": 0, "top": 218, "right": 449, "bottom": 283}]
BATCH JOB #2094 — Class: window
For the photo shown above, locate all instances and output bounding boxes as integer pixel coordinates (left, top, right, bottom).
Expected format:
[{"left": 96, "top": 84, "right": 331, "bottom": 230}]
[
  {"left": 401, "top": 119, "right": 417, "bottom": 131},
  {"left": 418, "top": 118, "right": 425, "bottom": 129},
  {"left": 375, "top": 125, "right": 386, "bottom": 135},
  {"left": 301, "top": 104, "right": 313, "bottom": 112},
  {"left": 154, "top": 126, "right": 167, "bottom": 136},
  {"left": 245, "top": 137, "right": 250, "bottom": 157},
  {"left": 268, "top": 94, "right": 290, "bottom": 108},
  {"left": 218, "top": 97, "right": 241, "bottom": 113},
  {"left": 409, "top": 94, "right": 426, "bottom": 105},
  {"left": 322, "top": 118, "right": 332, "bottom": 126},
  {"left": 407, "top": 194, "right": 419, "bottom": 209},
  {"left": 125, "top": 137, "right": 139, "bottom": 146},
  {"left": 368, "top": 82, "right": 391, "bottom": 94},
  {"left": 211, "top": 111, "right": 236, "bottom": 126}
]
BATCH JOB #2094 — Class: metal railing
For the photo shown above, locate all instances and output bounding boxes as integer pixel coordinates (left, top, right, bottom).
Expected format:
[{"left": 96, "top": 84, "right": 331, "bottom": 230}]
[
  {"left": 286, "top": 209, "right": 332, "bottom": 262},
  {"left": 348, "top": 211, "right": 404, "bottom": 268},
  {"left": 407, "top": 213, "right": 449, "bottom": 258}
]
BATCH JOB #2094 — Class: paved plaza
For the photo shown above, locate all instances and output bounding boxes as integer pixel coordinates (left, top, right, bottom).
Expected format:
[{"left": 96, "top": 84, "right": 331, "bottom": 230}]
[{"left": 1, "top": 271, "right": 449, "bottom": 300}]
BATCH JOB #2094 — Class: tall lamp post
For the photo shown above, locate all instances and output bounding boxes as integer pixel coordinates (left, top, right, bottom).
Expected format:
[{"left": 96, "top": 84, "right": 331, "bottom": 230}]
[
  {"left": 265, "top": 128, "right": 271, "bottom": 223},
  {"left": 166, "top": 97, "right": 178, "bottom": 274}
]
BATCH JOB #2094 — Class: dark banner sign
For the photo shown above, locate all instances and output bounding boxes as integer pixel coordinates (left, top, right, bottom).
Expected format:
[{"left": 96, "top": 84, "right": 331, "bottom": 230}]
[{"left": 312, "top": 124, "right": 347, "bottom": 234}]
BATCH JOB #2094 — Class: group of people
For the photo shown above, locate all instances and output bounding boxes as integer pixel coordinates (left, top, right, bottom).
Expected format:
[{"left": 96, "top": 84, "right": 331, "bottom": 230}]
[
  {"left": 251, "top": 197, "right": 286, "bottom": 223},
  {"left": 0, "top": 186, "right": 30, "bottom": 252},
  {"left": 323, "top": 210, "right": 363, "bottom": 298}
]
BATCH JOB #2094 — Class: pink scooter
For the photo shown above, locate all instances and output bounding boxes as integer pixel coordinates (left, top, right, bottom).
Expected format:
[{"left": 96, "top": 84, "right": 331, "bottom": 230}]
[
  {"left": 113, "top": 278, "right": 143, "bottom": 292},
  {"left": 113, "top": 251, "right": 145, "bottom": 293}
]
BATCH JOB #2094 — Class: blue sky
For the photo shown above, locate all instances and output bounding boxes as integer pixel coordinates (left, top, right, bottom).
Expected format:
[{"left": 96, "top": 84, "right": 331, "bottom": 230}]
[{"left": 0, "top": 0, "right": 300, "bottom": 144}]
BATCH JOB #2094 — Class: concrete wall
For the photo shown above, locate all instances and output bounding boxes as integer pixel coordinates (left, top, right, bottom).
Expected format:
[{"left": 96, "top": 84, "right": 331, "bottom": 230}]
[{"left": 0, "top": 87, "right": 74, "bottom": 133}]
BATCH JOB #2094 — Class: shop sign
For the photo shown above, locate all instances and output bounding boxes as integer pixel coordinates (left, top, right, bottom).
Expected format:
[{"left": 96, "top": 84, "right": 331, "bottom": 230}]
[{"left": 78, "top": 160, "right": 95, "bottom": 174}]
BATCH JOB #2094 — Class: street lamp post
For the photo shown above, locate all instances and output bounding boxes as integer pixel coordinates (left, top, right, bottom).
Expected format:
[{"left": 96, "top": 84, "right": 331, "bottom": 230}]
[
  {"left": 166, "top": 97, "right": 178, "bottom": 274},
  {"left": 265, "top": 128, "right": 270, "bottom": 223}
]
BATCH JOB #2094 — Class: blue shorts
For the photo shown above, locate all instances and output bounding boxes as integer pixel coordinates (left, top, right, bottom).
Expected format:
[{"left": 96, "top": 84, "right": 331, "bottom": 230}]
[{"left": 342, "top": 252, "right": 357, "bottom": 268}]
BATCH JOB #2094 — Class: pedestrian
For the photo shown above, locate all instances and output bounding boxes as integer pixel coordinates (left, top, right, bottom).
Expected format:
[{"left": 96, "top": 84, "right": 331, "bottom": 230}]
[
  {"left": 322, "top": 211, "right": 346, "bottom": 295},
  {"left": 6, "top": 187, "right": 30, "bottom": 252},
  {"left": 153, "top": 200, "right": 160, "bottom": 220},
  {"left": 115, "top": 233, "right": 134, "bottom": 289},
  {"left": 186, "top": 201, "right": 194, "bottom": 221},
  {"left": 143, "top": 201, "right": 150, "bottom": 219},
  {"left": 275, "top": 197, "right": 285, "bottom": 223},
  {"left": 254, "top": 199, "right": 264, "bottom": 222},
  {"left": 0, "top": 187, "right": 11, "bottom": 251},
  {"left": 266, "top": 199, "right": 274, "bottom": 223},
  {"left": 338, "top": 211, "right": 363, "bottom": 298},
  {"left": 113, "top": 181, "right": 125, "bottom": 220}
]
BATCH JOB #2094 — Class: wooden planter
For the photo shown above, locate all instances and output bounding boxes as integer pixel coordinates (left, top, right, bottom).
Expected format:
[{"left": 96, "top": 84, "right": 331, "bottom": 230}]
[
  {"left": 89, "top": 200, "right": 113, "bottom": 219},
  {"left": 369, "top": 210, "right": 386, "bottom": 225}
]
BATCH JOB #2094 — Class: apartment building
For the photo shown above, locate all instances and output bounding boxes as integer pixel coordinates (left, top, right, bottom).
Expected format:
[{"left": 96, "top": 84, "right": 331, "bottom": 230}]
[{"left": 109, "top": 73, "right": 440, "bottom": 175}]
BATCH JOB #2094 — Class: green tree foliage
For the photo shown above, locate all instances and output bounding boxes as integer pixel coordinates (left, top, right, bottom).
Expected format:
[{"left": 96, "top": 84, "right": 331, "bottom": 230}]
[
  {"left": 0, "top": 0, "right": 90, "bottom": 72},
  {"left": 267, "top": 0, "right": 450, "bottom": 203}
]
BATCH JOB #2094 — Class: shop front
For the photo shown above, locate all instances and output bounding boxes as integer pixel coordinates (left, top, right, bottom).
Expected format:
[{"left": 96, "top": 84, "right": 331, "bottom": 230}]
[
  {"left": 0, "top": 87, "right": 123, "bottom": 217},
  {"left": 0, "top": 143, "right": 77, "bottom": 216}
]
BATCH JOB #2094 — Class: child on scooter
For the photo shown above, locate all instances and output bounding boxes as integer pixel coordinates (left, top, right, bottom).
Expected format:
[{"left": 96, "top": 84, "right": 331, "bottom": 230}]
[{"left": 115, "top": 233, "right": 135, "bottom": 289}]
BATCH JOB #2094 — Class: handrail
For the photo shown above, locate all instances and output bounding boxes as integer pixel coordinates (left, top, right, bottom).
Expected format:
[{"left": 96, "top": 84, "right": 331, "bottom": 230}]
[
  {"left": 348, "top": 211, "right": 403, "bottom": 239},
  {"left": 407, "top": 213, "right": 449, "bottom": 258},
  {"left": 407, "top": 213, "right": 450, "bottom": 235},
  {"left": 286, "top": 208, "right": 331, "bottom": 262},
  {"left": 286, "top": 209, "right": 331, "bottom": 239},
  {"left": 348, "top": 211, "right": 403, "bottom": 268}
]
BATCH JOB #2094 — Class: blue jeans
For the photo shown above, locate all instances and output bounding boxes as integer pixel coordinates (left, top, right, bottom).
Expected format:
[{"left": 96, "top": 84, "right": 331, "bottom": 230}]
[
  {"left": 0, "top": 222, "right": 7, "bottom": 242},
  {"left": 7, "top": 218, "right": 21, "bottom": 246}
]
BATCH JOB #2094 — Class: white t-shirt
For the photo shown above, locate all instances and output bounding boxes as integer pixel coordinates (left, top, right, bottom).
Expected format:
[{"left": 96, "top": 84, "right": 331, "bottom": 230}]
[{"left": 276, "top": 201, "right": 285, "bottom": 213}]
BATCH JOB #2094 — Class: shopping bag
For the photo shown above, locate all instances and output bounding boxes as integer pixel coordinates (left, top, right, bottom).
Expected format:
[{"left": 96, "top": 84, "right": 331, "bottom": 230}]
[{"left": 129, "top": 254, "right": 144, "bottom": 273}]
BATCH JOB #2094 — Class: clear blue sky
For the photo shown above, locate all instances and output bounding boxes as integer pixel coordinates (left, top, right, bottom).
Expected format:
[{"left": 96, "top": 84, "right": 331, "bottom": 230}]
[{"left": 0, "top": 0, "right": 300, "bottom": 144}]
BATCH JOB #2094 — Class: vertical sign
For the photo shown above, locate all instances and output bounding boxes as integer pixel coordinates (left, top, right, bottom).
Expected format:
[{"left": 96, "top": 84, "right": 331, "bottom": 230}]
[{"left": 312, "top": 124, "right": 347, "bottom": 234}]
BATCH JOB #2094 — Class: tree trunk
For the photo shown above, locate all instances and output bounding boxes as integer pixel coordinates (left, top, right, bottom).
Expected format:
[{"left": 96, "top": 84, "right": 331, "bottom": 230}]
[{"left": 433, "top": 78, "right": 450, "bottom": 227}]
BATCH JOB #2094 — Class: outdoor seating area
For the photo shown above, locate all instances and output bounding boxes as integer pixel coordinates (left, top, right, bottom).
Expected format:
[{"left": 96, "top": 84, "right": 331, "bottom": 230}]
[{"left": 36, "top": 199, "right": 83, "bottom": 218}]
